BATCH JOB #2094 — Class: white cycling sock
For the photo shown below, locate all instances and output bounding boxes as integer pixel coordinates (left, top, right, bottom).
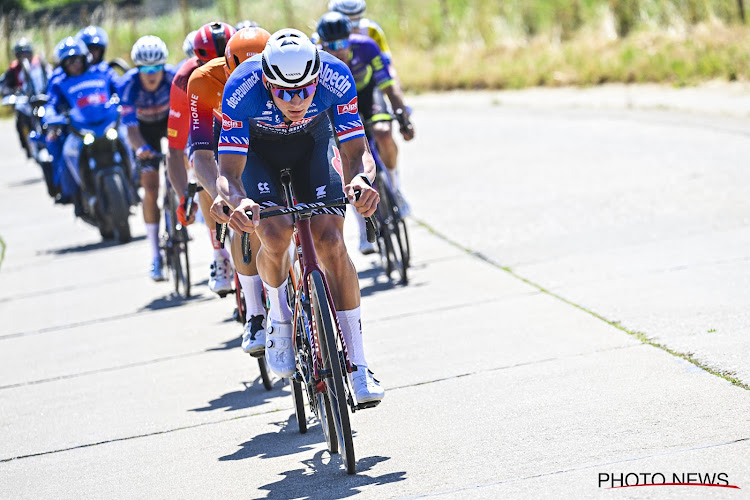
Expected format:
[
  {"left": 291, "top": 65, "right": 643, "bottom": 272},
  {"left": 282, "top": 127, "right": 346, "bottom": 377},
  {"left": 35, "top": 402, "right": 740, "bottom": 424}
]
[
  {"left": 146, "top": 223, "right": 160, "bottom": 260},
  {"left": 238, "top": 273, "right": 266, "bottom": 318},
  {"left": 338, "top": 307, "right": 367, "bottom": 368},
  {"left": 265, "top": 278, "right": 293, "bottom": 323},
  {"left": 348, "top": 204, "right": 367, "bottom": 242}
]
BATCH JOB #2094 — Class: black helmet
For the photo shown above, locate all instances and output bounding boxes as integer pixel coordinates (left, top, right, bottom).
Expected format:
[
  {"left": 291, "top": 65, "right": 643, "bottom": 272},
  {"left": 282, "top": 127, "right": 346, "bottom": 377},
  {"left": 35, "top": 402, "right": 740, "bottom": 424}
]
[
  {"left": 13, "top": 38, "right": 33, "bottom": 57},
  {"left": 316, "top": 11, "right": 352, "bottom": 42}
]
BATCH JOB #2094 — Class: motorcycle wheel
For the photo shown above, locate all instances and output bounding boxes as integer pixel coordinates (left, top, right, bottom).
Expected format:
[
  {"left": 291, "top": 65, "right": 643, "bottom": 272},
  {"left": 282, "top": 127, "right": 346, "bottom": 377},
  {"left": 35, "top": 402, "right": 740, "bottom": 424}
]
[{"left": 102, "top": 174, "right": 132, "bottom": 243}]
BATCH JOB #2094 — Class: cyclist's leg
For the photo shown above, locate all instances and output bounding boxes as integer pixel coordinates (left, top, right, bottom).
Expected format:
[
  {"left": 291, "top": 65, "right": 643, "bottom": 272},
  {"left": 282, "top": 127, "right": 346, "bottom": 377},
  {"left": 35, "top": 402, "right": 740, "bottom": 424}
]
[
  {"left": 231, "top": 229, "right": 267, "bottom": 354},
  {"left": 351, "top": 83, "right": 377, "bottom": 254},
  {"left": 138, "top": 120, "right": 165, "bottom": 279},
  {"left": 240, "top": 146, "right": 295, "bottom": 375},
  {"left": 302, "top": 128, "right": 383, "bottom": 402},
  {"left": 196, "top": 188, "right": 233, "bottom": 295},
  {"left": 371, "top": 87, "right": 397, "bottom": 171}
]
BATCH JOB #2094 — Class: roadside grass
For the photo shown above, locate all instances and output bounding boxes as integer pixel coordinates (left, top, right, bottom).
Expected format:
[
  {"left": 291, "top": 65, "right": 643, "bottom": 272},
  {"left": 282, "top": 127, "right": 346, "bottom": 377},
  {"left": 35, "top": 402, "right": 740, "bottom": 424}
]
[
  {"left": 0, "top": 235, "right": 6, "bottom": 271},
  {"left": 4, "top": 1, "right": 750, "bottom": 91}
]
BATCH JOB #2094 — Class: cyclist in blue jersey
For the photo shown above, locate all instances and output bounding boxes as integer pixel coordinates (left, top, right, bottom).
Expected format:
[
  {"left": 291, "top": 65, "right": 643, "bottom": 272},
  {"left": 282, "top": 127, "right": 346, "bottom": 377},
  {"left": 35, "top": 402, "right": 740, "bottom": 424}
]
[
  {"left": 214, "top": 29, "right": 384, "bottom": 404},
  {"left": 117, "top": 36, "right": 177, "bottom": 281},
  {"left": 317, "top": 12, "right": 414, "bottom": 253},
  {"left": 76, "top": 26, "right": 108, "bottom": 66},
  {"left": 44, "top": 37, "right": 118, "bottom": 212}
]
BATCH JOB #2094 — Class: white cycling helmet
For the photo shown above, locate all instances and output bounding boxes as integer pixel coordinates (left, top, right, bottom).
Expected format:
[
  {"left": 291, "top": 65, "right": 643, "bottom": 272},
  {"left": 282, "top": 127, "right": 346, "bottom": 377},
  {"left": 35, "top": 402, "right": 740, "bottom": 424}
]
[
  {"left": 131, "top": 35, "right": 168, "bottom": 66},
  {"left": 182, "top": 30, "right": 198, "bottom": 58},
  {"left": 261, "top": 29, "right": 320, "bottom": 87},
  {"left": 328, "top": 0, "right": 366, "bottom": 17}
]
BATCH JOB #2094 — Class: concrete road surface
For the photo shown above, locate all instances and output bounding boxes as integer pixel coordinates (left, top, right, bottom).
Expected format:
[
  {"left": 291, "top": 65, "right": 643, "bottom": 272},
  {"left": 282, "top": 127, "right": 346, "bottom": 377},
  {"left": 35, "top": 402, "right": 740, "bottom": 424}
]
[{"left": 1, "top": 84, "right": 749, "bottom": 499}]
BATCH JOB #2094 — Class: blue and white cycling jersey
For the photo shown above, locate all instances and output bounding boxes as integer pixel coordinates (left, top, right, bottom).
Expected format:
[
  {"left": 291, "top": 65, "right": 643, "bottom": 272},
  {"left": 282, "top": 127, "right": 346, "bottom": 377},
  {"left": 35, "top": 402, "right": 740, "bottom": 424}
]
[
  {"left": 45, "top": 63, "right": 117, "bottom": 127},
  {"left": 116, "top": 65, "right": 177, "bottom": 127},
  {"left": 218, "top": 51, "right": 364, "bottom": 156}
]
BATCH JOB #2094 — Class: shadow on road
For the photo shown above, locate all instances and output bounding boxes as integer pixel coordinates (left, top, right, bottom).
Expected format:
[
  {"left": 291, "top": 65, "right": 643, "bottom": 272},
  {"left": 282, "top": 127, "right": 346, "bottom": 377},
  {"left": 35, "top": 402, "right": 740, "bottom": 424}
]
[
  {"left": 138, "top": 292, "right": 210, "bottom": 312},
  {"left": 219, "top": 414, "right": 320, "bottom": 461},
  {"left": 258, "top": 451, "right": 406, "bottom": 499},
  {"left": 6, "top": 176, "right": 42, "bottom": 188},
  {"left": 358, "top": 263, "right": 425, "bottom": 298},
  {"left": 190, "top": 377, "right": 284, "bottom": 413},
  {"left": 39, "top": 235, "right": 146, "bottom": 256},
  {"left": 206, "top": 334, "right": 242, "bottom": 351}
]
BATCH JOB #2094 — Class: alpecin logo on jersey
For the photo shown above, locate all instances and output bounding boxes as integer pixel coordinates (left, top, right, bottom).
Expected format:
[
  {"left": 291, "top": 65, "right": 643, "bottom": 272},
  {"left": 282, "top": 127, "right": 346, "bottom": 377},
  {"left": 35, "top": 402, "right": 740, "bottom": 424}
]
[
  {"left": 222, "top": 113, "right": 243, "bottom": 131},
  {"left": 319, "top": 63, "right": 352, "bottom": 98},
  {"left": 337, "top": 97, "right": 358, "bottom": 115}
]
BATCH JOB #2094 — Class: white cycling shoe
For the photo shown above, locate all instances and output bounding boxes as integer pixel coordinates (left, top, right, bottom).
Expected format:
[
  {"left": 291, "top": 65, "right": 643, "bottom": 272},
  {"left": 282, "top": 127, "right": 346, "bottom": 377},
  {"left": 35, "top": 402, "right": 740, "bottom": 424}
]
[
  {"left": 209, "top": 258, "right": 233, "bottom": 296},
  {"left": 265, "top": 320, "right": 295, "bottom": 378},
  {"left": 241, "top": 314, "right": 266, "bottom": 356},
  {"left": 350, "top": 365, "right": 384, "bottom": 404},
  {"left": 359, "top": 237, "right": 377, "bottom": 256}
]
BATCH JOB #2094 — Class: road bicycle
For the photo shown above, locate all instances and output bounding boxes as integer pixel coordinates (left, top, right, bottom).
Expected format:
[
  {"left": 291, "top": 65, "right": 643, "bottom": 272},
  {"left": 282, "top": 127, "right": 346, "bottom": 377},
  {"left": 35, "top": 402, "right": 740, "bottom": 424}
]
[
  {"left": 365, "top": 111, "right": 411, "bottom": 284},
  {"left": 138, "top": 154, "right": 192, "bottom": 298},
  {"left": 241, "top": 169, "right": 379, "bottom": 474}
]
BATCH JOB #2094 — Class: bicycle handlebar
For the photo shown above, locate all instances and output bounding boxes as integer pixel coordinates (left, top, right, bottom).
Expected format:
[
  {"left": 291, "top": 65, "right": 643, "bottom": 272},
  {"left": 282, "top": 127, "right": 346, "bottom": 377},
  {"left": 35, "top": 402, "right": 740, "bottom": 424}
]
[{"left": 183, "top": 181, "right": 204, "bottom": 220}]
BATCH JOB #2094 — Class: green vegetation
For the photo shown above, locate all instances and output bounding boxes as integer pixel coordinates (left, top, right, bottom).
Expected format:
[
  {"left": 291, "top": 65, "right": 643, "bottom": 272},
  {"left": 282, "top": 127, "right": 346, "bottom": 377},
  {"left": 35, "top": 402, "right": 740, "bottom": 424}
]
[{"left": 2, "top": 0, "right": 750, "bottom": 90}]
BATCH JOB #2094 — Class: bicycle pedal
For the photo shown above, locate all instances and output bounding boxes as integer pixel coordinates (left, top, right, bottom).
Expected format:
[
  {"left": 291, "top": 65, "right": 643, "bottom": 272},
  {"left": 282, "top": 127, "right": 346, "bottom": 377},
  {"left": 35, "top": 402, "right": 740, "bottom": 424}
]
[{"left": 354, "top": 400, "right": 381, "bottom": 411}]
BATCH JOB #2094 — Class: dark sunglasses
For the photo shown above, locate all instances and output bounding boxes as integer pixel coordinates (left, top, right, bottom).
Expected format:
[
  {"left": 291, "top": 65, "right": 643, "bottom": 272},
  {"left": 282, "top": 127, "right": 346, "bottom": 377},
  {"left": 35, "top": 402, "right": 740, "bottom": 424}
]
[
  {"left": 270, "top": 82, "right": 317, "bottom": 102},
  {"left": 138, "top": 64, "right": 164, "bottom": 74},
  {"left": 323, "top": 39, "right": 351, "bottom": 51},
  {"left": 62, "top": 56, "right": 85, "bottom": 68}
]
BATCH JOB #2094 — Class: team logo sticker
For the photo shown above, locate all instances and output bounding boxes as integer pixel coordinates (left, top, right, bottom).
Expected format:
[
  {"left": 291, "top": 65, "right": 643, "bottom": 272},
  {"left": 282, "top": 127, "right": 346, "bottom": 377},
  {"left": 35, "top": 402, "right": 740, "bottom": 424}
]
[
  {"left": 221, "top": 113, "right": 243, "bottom": 131},
  {"left": 337, "top": 96, "right": 358, "bottom": 115}
]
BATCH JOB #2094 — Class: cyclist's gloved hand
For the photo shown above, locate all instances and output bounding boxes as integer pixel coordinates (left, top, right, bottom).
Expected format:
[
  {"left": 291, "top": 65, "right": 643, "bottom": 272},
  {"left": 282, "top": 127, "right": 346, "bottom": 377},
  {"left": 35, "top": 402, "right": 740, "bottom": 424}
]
[
  {"left": 346, "top": 174, "right": 379, "bottom": 218},
  {"left": 176, "top": 195, "right": 195, "bottom": 226},
  {"left": 135, "top": 144, "right": 156, "bottom": 160},
  {"left": 210, "top": 195, "right": 231, "bottom": 224},
  {"left": 229, "top": 198, "right": 260, "bottom": 234},
  {"left": 395, "top": 108, "right": 415, "bottom": 141}
]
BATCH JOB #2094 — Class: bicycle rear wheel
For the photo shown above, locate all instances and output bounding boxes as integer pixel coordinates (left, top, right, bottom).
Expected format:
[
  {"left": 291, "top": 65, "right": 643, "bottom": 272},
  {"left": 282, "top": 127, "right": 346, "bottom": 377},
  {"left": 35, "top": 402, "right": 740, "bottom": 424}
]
[
  {"left": 167, "top": 193, "right": 191, "bottom": 298},
  {"left": 310, "top": 270, "right": 355, "bottom": 474},
  {"left": 376, "top": 174, "right": 408, "bottom": 284}
]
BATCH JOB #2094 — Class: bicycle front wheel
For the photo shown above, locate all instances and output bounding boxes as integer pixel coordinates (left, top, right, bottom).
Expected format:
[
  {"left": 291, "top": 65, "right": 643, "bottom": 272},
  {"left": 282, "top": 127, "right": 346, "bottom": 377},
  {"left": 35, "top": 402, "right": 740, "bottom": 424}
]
[{"left": 310, "top": 270, "right": 355, "bottom": 474}]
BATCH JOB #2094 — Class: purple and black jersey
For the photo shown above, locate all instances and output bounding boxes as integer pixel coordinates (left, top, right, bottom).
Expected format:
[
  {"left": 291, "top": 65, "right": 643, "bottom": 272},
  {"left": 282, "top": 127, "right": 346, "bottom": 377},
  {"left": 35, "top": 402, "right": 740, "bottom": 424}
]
[
  {"left": 218, "top": 51, "right": 364, "bottom": 157},
  {"left": 116, "top": 65, "right": 177, "bottom": 127},
  {"left": 344, "top": 33, "right": 393, "bottom": 91}
]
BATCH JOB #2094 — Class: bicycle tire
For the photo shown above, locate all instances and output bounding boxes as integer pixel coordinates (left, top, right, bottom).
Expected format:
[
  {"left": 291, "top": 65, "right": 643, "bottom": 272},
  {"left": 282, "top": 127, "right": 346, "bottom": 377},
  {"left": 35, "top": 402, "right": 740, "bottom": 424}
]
[
  {"left": 376, "top": 174, "right": 407, "bottom": 284},
  {"left": 291, "top": 379, "right": 307, "bottom": 434},
  {"left": 234, "top": 272, "right": 246, "bottom": 324},
  {"left": 167, "top": 193, "right": 191, "bottom": 298},
  {"left": 310, "top": 270, "right": 355, "bottom": 474},
  {"left": 316, "top": 391, "right": 338, "bottom": 454},
  {"left": 258, "top": 356, "right": 273, "bottom": 391}
]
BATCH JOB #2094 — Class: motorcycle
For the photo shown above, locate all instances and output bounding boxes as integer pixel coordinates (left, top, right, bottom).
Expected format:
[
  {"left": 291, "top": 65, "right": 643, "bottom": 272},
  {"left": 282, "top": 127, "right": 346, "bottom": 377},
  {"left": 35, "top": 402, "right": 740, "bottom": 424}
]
[
  {"left": 67, "top": 102, "right": 134, "bottom": 243},
  {"left": 1, "top": 58, "right": 56, "bottom": 197}
]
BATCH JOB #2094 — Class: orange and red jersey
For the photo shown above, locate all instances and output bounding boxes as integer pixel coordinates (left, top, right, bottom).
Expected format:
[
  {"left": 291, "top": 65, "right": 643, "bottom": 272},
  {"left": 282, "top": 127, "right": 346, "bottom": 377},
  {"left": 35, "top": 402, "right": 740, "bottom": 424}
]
[
  {"left": 167, "top": 56, "right": 202, "bottom": 150},
  {"left": 186, "top": 57, "right": 228, "bottom": 153}
]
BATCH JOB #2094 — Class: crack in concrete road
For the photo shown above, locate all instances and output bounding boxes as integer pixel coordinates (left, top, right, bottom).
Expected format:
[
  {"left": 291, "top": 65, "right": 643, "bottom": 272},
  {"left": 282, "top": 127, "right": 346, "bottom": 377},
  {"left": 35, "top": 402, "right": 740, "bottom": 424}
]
[
  {"left": 0, "top": 344, "right": 639, "bottom": 464},
  {"left": 397, "top": 437, "right": 750, "bottom": 499},
  {"left": 413, "top": 218, "right": 750, "bottom": 391}
]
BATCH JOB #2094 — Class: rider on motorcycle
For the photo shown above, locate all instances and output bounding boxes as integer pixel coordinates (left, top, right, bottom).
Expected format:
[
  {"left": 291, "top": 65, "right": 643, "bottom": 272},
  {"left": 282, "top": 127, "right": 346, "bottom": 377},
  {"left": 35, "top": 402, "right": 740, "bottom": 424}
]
[
  {"left": 2, "top": 38, "right": 51, "bottom": 158},
  {"left": 44, "top": 37, "right": 118, "bottom": 213}
]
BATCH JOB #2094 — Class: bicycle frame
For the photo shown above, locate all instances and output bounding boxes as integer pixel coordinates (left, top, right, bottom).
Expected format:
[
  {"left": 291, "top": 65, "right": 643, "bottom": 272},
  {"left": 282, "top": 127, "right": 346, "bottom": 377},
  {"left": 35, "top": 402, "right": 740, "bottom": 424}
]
[{"left": 278, "top": 170, "right": 353, "bottom": 393}]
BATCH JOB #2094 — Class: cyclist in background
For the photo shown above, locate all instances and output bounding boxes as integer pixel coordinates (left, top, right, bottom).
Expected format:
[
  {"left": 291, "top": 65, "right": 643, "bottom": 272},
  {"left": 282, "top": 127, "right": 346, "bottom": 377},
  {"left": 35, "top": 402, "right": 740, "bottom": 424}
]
[
  {"left": 76, "top": 26, "right": 108, "bottom": 66},
  {"left": 182, "top": 30, "right": 199, "bottom": 60},
  {"left": 166, "top": 21, "right": 236, "bottom": 296},
  {"left": 187, "top": 27, "right": 271, "bottom": 353},
  {"left": 215, "top": 29, "right": 384, "bottom": 403},
  {"left": 317, "top": 12, "right": 414, "bottom": 254},
  {"left": 328, "top": 0, "right": 392, "bottom": 61},
  {"left": 117, "top": 36, "right": 176, "bottom": 281}
]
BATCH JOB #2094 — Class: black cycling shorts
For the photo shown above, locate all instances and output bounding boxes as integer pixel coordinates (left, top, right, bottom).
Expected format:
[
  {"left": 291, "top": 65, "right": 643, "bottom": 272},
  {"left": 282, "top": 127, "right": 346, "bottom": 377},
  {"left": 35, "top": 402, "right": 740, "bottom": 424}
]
[
  {"left": 136, "top": 118, "right": 168, "bottom": 173},
  {"left": 358, "top": 79, "right": 392, "bottom": 124},
  {"left": 241, "top": 115, "right": 346, "bottom": 218}
]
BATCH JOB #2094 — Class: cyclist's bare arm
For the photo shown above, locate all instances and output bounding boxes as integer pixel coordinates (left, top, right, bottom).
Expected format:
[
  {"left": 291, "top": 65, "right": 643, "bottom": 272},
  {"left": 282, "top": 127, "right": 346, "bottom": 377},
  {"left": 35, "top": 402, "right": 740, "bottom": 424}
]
[
  {"left": 166, "top": 147, "right": 188, "bottom": 195},
  {"left": 193, "top": 150, "right": 219, "bottom": 200},
  {"left": 217, "top": 153, "right": 259, "bottom": 233},
  {"left": 126, "top": 126, "right": 154, "bottom": 158},
  {"left": 381, "top": 83, "right": 415, "bottom": 141},
  {"left": 340, "top": 136, "right": 379, "bottom": 217}
]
